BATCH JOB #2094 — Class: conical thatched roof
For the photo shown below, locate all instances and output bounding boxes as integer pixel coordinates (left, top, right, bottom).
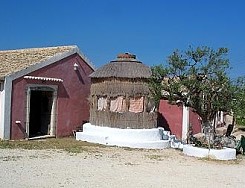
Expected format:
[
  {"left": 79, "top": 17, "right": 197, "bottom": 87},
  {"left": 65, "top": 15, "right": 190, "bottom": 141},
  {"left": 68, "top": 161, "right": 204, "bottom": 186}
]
[{"left": 90, "top": 53, "right": 151, "bottom": 78}]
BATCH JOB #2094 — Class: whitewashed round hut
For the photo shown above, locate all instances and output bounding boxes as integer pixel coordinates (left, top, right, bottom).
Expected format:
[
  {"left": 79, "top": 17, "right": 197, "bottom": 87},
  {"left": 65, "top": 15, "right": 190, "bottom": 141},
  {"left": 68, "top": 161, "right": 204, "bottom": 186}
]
[{"left": 76, "top": 53, "right": 170, "bottom": 149}]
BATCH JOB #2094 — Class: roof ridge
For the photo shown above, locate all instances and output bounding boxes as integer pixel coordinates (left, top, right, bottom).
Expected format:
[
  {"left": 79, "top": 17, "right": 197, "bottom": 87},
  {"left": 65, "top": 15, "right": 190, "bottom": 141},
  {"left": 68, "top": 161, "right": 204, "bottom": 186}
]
[
  {"left": 0, "top": 45, "right": 77, "bottom": 52},
  {"left": 0, "top": 45, "right": 85, "bottom": 78}
]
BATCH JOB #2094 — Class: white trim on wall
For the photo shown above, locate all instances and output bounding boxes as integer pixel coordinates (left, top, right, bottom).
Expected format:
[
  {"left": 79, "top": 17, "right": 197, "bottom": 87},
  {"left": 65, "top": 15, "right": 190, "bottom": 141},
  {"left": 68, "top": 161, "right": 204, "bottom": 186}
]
[
  {"left": 182, "top": 105, "right": 189, "bottom": 141},
  {"left": 2, "top": 77, "right": 12, "bottom": 139},
  {"left": 25, "top": 84, "right": 58, "bottom": 138},
  {"left": 0, "top": 89, "right": 5, "bottom": 138}
]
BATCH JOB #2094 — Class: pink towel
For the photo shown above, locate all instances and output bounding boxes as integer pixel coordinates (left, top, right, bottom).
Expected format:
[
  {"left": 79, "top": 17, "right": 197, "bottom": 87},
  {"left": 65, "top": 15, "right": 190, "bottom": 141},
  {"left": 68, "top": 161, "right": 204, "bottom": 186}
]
[{"left": 129, "top": 97, "right": 144, "bottom": 113}]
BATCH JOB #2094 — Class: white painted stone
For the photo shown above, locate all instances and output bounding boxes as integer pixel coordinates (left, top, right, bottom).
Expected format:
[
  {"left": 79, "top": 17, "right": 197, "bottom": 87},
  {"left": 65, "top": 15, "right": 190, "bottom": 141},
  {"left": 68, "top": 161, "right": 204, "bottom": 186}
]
[
  {"left": 183, "top": 144, "right": 236, "bottom": 160},
  {"left": 76, "top": 123, "right": 170, "bottom": 149}
]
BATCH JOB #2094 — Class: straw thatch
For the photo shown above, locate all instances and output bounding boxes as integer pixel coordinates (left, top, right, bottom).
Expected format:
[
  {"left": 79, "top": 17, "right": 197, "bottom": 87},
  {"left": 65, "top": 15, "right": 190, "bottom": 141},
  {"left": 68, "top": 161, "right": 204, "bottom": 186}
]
[
  {"left": 0, "top": 46, "right": 75, "bottom": 78},
  {"left": 90, "top": 79, "right": 150, "bottom": 97},
  {"left": 90, "top": 53, "right": 151, "bottom": 97},
  {"left": 90, "top": 53, "right": 151, "bottom": 79},
  {"left": 89, "top": 53, "right": 157, "bottom": 129},
  {"left": 90, "top": 111, "right": 157, "bottom": 129}
]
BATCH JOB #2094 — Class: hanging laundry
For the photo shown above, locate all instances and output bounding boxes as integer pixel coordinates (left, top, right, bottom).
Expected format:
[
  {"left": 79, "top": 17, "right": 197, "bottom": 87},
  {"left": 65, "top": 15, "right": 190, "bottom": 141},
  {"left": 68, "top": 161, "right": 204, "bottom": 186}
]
[
  {"left": 97, "top": 97, "right": 107, "bottom": 111},
  {"left": 110, "top": 96, "right": 127, "bottom": 112},
  {"left": 129, "top": 96, "right": 144, "bottom": 113}
]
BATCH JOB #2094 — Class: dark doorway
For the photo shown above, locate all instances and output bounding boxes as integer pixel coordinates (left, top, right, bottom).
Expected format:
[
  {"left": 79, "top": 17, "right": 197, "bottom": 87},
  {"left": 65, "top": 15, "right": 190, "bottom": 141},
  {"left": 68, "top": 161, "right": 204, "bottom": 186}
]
[{"left": 29, "top": 90, "right": 53, "bottom": 137}]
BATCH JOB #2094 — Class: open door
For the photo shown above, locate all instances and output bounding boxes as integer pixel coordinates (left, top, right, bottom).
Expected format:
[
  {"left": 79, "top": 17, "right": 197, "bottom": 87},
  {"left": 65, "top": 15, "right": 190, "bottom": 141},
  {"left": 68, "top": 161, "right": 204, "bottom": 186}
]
[{"left": 26, "top": 86, "right": 57, "bottom": 139}]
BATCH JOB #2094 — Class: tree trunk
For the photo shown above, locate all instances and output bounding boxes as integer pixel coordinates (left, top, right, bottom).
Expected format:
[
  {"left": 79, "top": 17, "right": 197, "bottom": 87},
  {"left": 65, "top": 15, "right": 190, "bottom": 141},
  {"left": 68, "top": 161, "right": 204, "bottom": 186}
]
[{"left": 202, "top": 121, "right": 215, "bottom": 148}]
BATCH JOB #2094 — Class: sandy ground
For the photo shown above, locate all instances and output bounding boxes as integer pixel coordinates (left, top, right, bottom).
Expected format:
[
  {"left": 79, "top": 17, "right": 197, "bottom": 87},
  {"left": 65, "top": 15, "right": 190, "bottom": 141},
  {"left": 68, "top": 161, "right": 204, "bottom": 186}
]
[{"left": 0, "top": 146, "right": 245, "bottom": 188}]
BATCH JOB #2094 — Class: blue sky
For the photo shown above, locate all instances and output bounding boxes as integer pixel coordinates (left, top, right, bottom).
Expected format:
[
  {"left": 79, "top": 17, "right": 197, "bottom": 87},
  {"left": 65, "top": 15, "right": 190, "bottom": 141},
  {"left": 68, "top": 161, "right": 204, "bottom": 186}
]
[{"left": 0, "top": 0, "right": 245, "bottom": 78}]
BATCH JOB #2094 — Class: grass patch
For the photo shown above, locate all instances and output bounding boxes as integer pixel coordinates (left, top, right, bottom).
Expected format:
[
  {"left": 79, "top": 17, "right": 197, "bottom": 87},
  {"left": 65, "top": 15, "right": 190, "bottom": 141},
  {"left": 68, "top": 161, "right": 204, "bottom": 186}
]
[
  {"left": 197, "top": 155, "right": 241, "bottom": 164},
  {"left": 145, "top": 154, "right": 165, "bottom": 161},
  {"left": 0, "top": 137, "right": 104, "bottom": 153},
  {"left": 122, "top": 147, "right": 146, "bottom": 152}
]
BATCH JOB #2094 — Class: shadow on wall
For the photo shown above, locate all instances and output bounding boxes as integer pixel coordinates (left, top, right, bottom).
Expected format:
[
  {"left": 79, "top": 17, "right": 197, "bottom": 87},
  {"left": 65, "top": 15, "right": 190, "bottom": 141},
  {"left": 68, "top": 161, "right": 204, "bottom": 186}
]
[
  {"left": 157, "top": 112, "right": 171, "bottom": 132},
  {"left": 58, "top": 83, "right": 69, "bottom": 98},
  {"left": 16, "top": 123, "right": 28, "bottom": 139},
  {"left": 75, "top": 70, "right": 85, "bottom": 84}
]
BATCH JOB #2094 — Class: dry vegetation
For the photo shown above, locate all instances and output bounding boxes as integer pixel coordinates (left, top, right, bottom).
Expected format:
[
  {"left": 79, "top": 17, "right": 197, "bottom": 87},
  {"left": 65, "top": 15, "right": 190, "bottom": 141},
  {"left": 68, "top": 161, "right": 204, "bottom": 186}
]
[
  {"left": 1, "top": 137, "right": 244, "bottom": 163},
  {"left": 0, "top": 137, "right": 104, "bottom": 153}
]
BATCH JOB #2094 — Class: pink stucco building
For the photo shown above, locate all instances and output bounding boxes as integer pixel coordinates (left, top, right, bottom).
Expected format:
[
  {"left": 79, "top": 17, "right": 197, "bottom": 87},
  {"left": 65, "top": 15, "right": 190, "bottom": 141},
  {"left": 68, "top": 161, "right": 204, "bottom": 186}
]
[{"left": 0, "top": 45, "right": 94, "bottom": 140}]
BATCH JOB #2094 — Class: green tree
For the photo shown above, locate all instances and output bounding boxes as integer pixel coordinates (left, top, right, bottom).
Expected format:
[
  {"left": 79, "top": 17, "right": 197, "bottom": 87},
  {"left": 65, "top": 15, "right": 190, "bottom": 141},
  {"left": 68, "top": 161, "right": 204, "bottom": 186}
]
[
  {"left": 148, "top": 64, "right": 168, "bottom": 108},
  {"left": 150, "top": 46, "right": 234, "bottom": 141},
  {"left": 232, "top": 77, "right": 245, "bottom": 127}
]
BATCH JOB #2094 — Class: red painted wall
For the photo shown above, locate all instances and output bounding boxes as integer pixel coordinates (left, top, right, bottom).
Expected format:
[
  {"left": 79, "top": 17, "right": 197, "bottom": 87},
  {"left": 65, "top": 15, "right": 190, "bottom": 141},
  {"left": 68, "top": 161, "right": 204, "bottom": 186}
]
[
  {"left": 11, "top": 53, "right": 94, "bottom": 139},
  {"left": 158, "top": 100, "right": 183, "bottom": 139},
  {"left": 189, "top": 108, "right": 202, "bottom": 134},
  {"left": 158, "top": 100, "right": 202, "bottom": 139}
]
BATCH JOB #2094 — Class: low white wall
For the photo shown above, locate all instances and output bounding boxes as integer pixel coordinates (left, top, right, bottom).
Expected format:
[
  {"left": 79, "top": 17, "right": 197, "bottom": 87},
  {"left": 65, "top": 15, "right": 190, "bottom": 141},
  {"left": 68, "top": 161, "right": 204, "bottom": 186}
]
[
  {"left": 76, "top": 123, "right": 170, "bottom": 149},
  {"left": 183, "top": 144, "right": 236, "bottom": 160}
]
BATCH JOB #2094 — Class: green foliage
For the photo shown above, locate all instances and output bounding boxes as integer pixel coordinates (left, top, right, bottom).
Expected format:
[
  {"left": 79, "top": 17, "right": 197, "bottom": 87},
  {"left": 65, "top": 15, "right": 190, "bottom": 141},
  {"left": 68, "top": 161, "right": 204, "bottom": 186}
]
[
  {"left": 232, "top": 77, "right": 245, "bottom": 126},
  {"left": 148, "top": 64, "right": 168, "bottom": 108},
  {"left": 150, "top": 46, "right": 233, "bottom": 126}
]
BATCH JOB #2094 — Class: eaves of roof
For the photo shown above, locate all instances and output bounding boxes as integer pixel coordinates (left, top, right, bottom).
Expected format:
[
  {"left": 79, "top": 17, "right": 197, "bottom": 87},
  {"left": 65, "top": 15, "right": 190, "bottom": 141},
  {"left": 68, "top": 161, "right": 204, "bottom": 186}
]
[{"left": 0, "top": 45, "right": 95, "bottom": 79}]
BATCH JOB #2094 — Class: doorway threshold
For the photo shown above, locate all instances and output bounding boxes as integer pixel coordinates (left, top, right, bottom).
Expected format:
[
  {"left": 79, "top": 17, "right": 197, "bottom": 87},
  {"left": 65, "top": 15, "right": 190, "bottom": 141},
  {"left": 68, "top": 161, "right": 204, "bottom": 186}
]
[{"left": 28, "top": 135, "right": 56, "bottom": 140}]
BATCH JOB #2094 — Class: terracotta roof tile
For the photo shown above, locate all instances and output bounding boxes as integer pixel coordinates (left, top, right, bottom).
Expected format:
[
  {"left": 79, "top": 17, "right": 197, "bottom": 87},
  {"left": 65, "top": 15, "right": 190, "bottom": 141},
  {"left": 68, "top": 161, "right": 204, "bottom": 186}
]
[{"left": 0, "top": 45, "right": 76, "bottom": 78}]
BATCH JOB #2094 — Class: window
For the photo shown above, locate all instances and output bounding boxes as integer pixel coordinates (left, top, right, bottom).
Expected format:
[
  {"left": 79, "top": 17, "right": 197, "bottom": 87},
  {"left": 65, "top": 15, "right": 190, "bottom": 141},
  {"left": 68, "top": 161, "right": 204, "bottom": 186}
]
[
  {"left": 110, "top": 96, "right": 127, "bottom": 112},
  {"left": 129, "top": 96, "right": 144, "bottom": 113},
  {"left": 97, "top": 97, "right": 107, "bottom": 111}
]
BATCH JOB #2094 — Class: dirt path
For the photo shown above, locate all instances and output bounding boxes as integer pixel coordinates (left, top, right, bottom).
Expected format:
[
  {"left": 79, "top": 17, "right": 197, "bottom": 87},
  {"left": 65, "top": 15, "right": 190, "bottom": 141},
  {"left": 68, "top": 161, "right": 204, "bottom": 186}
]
[{"left": 0, "top": 147, "right": 244, "bottom": 188}]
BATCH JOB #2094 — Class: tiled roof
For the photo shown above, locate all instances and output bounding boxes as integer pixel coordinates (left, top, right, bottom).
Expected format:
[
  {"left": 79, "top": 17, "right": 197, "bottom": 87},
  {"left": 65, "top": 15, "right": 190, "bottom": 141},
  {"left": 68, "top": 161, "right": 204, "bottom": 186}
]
[{"left": 0, "top": 45, "right": 76, "bottom": 78}]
